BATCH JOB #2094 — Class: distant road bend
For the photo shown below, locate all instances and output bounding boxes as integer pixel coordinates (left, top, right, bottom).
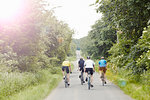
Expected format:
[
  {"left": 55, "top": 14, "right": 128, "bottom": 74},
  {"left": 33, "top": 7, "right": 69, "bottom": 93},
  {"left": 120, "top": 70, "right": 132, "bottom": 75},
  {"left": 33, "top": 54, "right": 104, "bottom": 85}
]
[{"left": 45, "top": 50, "right": 133, "bottom": 100}]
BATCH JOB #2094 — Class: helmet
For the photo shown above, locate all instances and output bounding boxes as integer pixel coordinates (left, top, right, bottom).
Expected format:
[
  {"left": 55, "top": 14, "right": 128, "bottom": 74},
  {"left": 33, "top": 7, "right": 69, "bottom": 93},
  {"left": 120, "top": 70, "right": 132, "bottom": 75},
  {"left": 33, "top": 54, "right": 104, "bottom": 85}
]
[
  {"left": 101, "top": 57, "right": 104, "bottom": 59},
  {"left": 87, "top": 56, "right": 90, "bottom": 59},
  {"left": 80, "top": 58, "right": 83, "bottom": 60}
]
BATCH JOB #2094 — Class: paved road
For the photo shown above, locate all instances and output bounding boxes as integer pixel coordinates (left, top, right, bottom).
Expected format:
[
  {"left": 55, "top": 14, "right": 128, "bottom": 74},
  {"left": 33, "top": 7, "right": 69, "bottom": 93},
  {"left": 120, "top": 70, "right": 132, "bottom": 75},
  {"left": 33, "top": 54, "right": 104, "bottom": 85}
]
[{"left": 44, "top": 51, "right": 133, "bottom": 100}]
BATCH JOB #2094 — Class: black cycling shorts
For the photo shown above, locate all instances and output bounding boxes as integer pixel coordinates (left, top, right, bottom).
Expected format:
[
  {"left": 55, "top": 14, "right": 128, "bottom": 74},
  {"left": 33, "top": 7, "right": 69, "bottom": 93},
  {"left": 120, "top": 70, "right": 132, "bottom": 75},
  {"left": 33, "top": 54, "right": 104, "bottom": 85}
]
[
  {"left": 62, "top": 66, "right": 69, "bottom": 74},
  {"left": 85, "top": 68, "right": 93, "bottom": 75},
  {"left": 79, "top": 67, "right": 84, "bottom": 72}
]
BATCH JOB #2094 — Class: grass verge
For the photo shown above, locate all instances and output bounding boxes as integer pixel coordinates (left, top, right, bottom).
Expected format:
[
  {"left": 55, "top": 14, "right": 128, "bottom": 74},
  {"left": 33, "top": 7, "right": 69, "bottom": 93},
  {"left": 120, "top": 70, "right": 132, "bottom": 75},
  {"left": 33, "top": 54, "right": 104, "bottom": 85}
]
[
  {"left": 4, "top": 70, "right": 62, "bottom": 100},
  {"left": 94, "top": 60, "right": 150, "bottom": 100},
  {"left": 106, "top": 64, "right": 150, "bottom": 100},
  {"left": 7, "top": 74, "right": 61, "bottom": 100}
]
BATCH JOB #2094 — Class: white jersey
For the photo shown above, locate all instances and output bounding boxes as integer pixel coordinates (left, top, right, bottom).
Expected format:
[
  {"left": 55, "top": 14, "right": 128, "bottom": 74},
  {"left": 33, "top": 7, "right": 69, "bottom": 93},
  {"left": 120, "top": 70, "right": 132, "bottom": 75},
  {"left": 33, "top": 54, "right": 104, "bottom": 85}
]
[{"left": 84, "top": 59, "right": 95, "bottom": 68}]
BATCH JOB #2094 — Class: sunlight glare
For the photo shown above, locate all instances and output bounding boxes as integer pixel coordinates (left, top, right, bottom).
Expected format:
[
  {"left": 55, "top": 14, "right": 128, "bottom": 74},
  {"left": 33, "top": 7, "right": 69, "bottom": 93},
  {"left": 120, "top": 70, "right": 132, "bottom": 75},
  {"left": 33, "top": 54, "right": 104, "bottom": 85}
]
[{"left": 0, "top": 0, "right": 22, "bottom": 20}]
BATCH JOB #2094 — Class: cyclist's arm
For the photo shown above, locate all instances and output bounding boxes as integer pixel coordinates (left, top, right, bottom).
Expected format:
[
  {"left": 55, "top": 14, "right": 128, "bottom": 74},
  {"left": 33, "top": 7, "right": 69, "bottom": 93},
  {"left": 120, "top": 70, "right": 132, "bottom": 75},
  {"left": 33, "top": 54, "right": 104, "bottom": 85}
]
[
  {"left": 105, "top": 60, "right": 107, "bottom": 70},
  {"left": 84, "top": 65, "right": 86, "bottom": 72},
  {"left": 93, "top": 64, "right": 95, "bottom": 72},
  {"left": 84, "top": 62, "right": 86, "bottom": 72},
  {"left": 78, "top": 63, "right": 80, "bottom": 71},
  {"left": 69, "top": 63, "right": 72, "bottom": 73}
]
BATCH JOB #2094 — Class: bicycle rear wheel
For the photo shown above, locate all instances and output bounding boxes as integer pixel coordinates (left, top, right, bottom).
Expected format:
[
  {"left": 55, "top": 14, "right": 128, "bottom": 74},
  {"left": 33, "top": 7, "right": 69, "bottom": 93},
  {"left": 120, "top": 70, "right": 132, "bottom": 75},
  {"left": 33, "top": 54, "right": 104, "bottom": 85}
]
[
  {"left": 64, "top": 76, "right": 68, "bottom": 88},
  {"left": 81, "top": 72, "right": 83, "bottom": 85},
  {"left": 88, "top": 77, "right": 90, "bottom": 90},
  {"left": 101, "top": 72, "right": 104, "bottom": 86}
]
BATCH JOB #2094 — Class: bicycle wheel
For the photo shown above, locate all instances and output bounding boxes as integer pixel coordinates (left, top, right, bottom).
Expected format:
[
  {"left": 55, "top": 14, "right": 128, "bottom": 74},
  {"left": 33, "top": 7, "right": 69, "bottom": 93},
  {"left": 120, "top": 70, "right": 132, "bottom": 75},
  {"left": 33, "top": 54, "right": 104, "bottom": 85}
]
[
  {"left": 81, "top": 72, "right": 83, "bottom": 85},
  {"left": 101, "top": 72, "right": 104, "bottom": 86},
  {"left": 88, "top": 76, "right": 90, "bottom": 90},
  {"left": 65, "top": 76, "right": 68, "bottom": 88}
]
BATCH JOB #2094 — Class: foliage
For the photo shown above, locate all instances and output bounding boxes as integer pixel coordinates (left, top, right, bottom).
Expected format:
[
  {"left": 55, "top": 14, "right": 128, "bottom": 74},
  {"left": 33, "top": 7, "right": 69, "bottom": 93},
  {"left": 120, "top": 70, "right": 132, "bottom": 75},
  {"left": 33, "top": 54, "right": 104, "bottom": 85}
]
[
  {"left": 106, "top": 63, "right": 150, "bottom": 100},
  {"left": 0, "top": 0, "right": 74, "bottom": 99},
  {"left": 0, "top": 0, "right": 73, "bottom": 72},
  {"left": 0, "top": 69, "right": 62, "bottom": 100},
  {"left": 94, "top": 0, "right": 150, "bottom": 82},
  {"left": 96, "top": 0, "right": 150, "bottom": 41},
  {"left": 109, "top": 26, "right": 150, "bottom": 77},
  {"left": 68, "top": 41, "right": 77, "bottom": 56},
  {"left": 7, "top": 74, "right": 61, "bottom": 100},
  {"left": 88, "top": 19, "right": 117, "bottom": 58}
]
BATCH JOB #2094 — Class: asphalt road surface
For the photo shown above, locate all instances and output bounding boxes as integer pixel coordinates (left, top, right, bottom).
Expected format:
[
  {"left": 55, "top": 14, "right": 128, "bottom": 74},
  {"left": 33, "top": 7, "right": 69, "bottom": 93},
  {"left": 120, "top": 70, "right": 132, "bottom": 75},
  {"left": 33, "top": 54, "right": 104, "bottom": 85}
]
[{"left": 44, "top": 50, "right": 133, "bottom": 100}]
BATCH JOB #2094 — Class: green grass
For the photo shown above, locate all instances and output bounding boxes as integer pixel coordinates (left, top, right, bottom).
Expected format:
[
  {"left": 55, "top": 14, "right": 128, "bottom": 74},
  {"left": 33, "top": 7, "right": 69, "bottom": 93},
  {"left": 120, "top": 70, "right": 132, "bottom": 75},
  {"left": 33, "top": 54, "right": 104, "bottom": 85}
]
[
  {"left": 106, "top": 66, "right": 150, "bottom": 100},
  {"left": 2, "top": 60, "right": 75, "bottom": 100},
  {"left": 94, "top": 60, "right": 150, "bottom": 100},
  {"left": 7, "top": 74, "right": 62, "bottom": 100},
  {"left": 0, "top": 68, "right": 62, "bottom": 100}
]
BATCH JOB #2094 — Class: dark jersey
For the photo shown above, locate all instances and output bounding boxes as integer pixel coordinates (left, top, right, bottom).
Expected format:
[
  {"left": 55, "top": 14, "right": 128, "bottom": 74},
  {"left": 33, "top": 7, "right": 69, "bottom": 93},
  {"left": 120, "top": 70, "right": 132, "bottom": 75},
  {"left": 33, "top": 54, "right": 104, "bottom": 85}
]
[{"left": 78, "top": 59, "right": 85, "bottom": 68}]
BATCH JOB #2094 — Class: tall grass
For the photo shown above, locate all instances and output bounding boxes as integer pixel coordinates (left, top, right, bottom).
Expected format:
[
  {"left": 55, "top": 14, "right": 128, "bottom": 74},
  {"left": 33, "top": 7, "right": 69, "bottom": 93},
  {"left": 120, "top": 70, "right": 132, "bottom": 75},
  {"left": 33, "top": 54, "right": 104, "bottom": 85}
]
[
  {"left": 7, "top": 74, "right": 61, "bottom": 100},
  {"left": 0, "top": 68, "right": 62, "bottom": 100},
  {"left": 106, "top": 63, "right": 150, "bottom": 100}
]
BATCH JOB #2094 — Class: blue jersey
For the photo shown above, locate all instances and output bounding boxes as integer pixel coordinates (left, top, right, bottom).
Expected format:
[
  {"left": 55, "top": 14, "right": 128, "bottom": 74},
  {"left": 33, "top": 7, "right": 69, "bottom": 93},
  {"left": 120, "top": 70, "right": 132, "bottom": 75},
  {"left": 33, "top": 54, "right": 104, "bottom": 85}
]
[{"left": 99, "top": 59, "right": 107, "bottom": 67}]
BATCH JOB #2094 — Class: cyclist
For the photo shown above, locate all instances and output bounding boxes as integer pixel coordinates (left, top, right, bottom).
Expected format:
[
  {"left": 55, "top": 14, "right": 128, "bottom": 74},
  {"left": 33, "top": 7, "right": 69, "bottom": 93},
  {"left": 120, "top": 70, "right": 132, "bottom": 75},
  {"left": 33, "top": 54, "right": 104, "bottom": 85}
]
[
  {"left": 98, "top": 57, "right": 107, "bottom": 84},
  {"left": 84, "top": 56, "right": 95, "bottom": 87},
  {"left": 78, "top": 58, "right": 85, "bottom": 83},
  {"left": 62, "top": 60, "right": 72, "bottom": 86}
]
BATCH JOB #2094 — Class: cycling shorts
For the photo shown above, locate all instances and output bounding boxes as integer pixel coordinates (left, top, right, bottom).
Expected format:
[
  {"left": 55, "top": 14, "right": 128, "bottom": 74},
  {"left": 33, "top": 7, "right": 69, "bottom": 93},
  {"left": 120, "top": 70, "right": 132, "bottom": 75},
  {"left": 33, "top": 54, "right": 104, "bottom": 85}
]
[
  {"left": 79, "top": 67, "right": 84, "bottom": 72},
  {"left": 85, "top": 68, "right": 93, "bottom": 75},
  {"left": 62, "top": 66, "right": 69, "bottom": 74},
  {"left": 99, "top": 67, "right": 107, "bottom": 73}
]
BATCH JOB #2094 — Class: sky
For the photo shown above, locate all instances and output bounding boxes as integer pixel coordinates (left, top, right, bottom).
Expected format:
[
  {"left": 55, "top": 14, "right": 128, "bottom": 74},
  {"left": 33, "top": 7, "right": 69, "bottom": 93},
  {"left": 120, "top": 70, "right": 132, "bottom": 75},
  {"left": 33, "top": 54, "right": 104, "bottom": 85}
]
[{"left": 47, "top": 0, "right": 102, "bottom": 39}]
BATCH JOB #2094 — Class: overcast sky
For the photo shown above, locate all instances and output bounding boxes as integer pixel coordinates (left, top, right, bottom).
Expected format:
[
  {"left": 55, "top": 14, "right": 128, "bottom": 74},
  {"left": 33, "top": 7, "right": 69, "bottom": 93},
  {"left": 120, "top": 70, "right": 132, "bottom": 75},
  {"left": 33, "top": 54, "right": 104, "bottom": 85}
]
[{"left": 47, "top": 0, "right": 102, "bottom": 39}]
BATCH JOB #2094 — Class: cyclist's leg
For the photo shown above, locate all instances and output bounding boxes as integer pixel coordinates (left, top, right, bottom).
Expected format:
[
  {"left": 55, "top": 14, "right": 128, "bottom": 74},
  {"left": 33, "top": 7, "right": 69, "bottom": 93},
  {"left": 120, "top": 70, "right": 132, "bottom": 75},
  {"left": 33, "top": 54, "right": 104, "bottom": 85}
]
[
  {"left": 103, "top": 67, "right": 106, "bottom": 81},
  {"left": 98, "top": 67, "right": 101, "bottom": 76},
  {"left": 99, "top": 67, "right": 103, "bottom": 78},
  {"left": 90, "top": 68, "right": 94, "bottom": 87},
  {"left": 85, "top": 68, "right": 88, "bottom": 81},
  {"left": 81, "top": 68, "right": 85, "bottom": 82},
  {"left": 79, "top": 67, "right": 81, "bottom": 78},
  {"left": 66, "top": 67, "right": 70, "bottom": 83},
  {"left": 90, "top": 68, "right": 94, "bottom": 84},
  {"left": 82, "top": 68, "right": 85, "bottom": 81}
]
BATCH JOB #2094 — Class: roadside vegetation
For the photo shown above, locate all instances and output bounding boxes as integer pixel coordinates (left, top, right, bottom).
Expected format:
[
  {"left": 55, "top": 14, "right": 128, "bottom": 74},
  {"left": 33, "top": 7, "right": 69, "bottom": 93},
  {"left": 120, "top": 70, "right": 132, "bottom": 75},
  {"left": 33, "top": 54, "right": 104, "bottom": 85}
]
[
  {"left": 0, "top": 0, "right": 76, "bottom": 100},
  {"left": 73, "top": 0, "right": 150, "bottom": 100}
]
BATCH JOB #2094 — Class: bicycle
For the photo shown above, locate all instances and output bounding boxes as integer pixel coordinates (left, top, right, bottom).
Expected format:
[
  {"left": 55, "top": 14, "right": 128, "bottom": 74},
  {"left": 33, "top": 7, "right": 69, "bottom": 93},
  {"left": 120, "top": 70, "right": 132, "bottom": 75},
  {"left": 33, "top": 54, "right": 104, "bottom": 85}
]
[
  {"left": 64, "top": 68, "right": 69, "bottom": 88},
  {"left": 87, "top": 71, "right": 91, "bottom": 90},
  {"left": 80, "top": 71, "right": 84, "bottom": 85},
  {"left": 101, "top": 71, "right": 105, "bottom": 86}
]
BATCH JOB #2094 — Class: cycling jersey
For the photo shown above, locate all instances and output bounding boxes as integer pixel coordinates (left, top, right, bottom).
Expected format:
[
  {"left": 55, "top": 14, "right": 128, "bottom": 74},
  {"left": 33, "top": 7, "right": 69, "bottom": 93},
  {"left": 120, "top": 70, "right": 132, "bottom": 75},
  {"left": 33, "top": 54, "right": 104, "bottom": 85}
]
[
  {"left": 78, "top": 59, "right": 85, "bottom": 68},
  {"left": 84, "top": 59, "right": 95, "bottom": 68},
  {"left": 99, "top": 59, "right": 107, "bottom": 67},
  {"left": 62, "top": 61, "right": 71, "bottom": 67}
]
